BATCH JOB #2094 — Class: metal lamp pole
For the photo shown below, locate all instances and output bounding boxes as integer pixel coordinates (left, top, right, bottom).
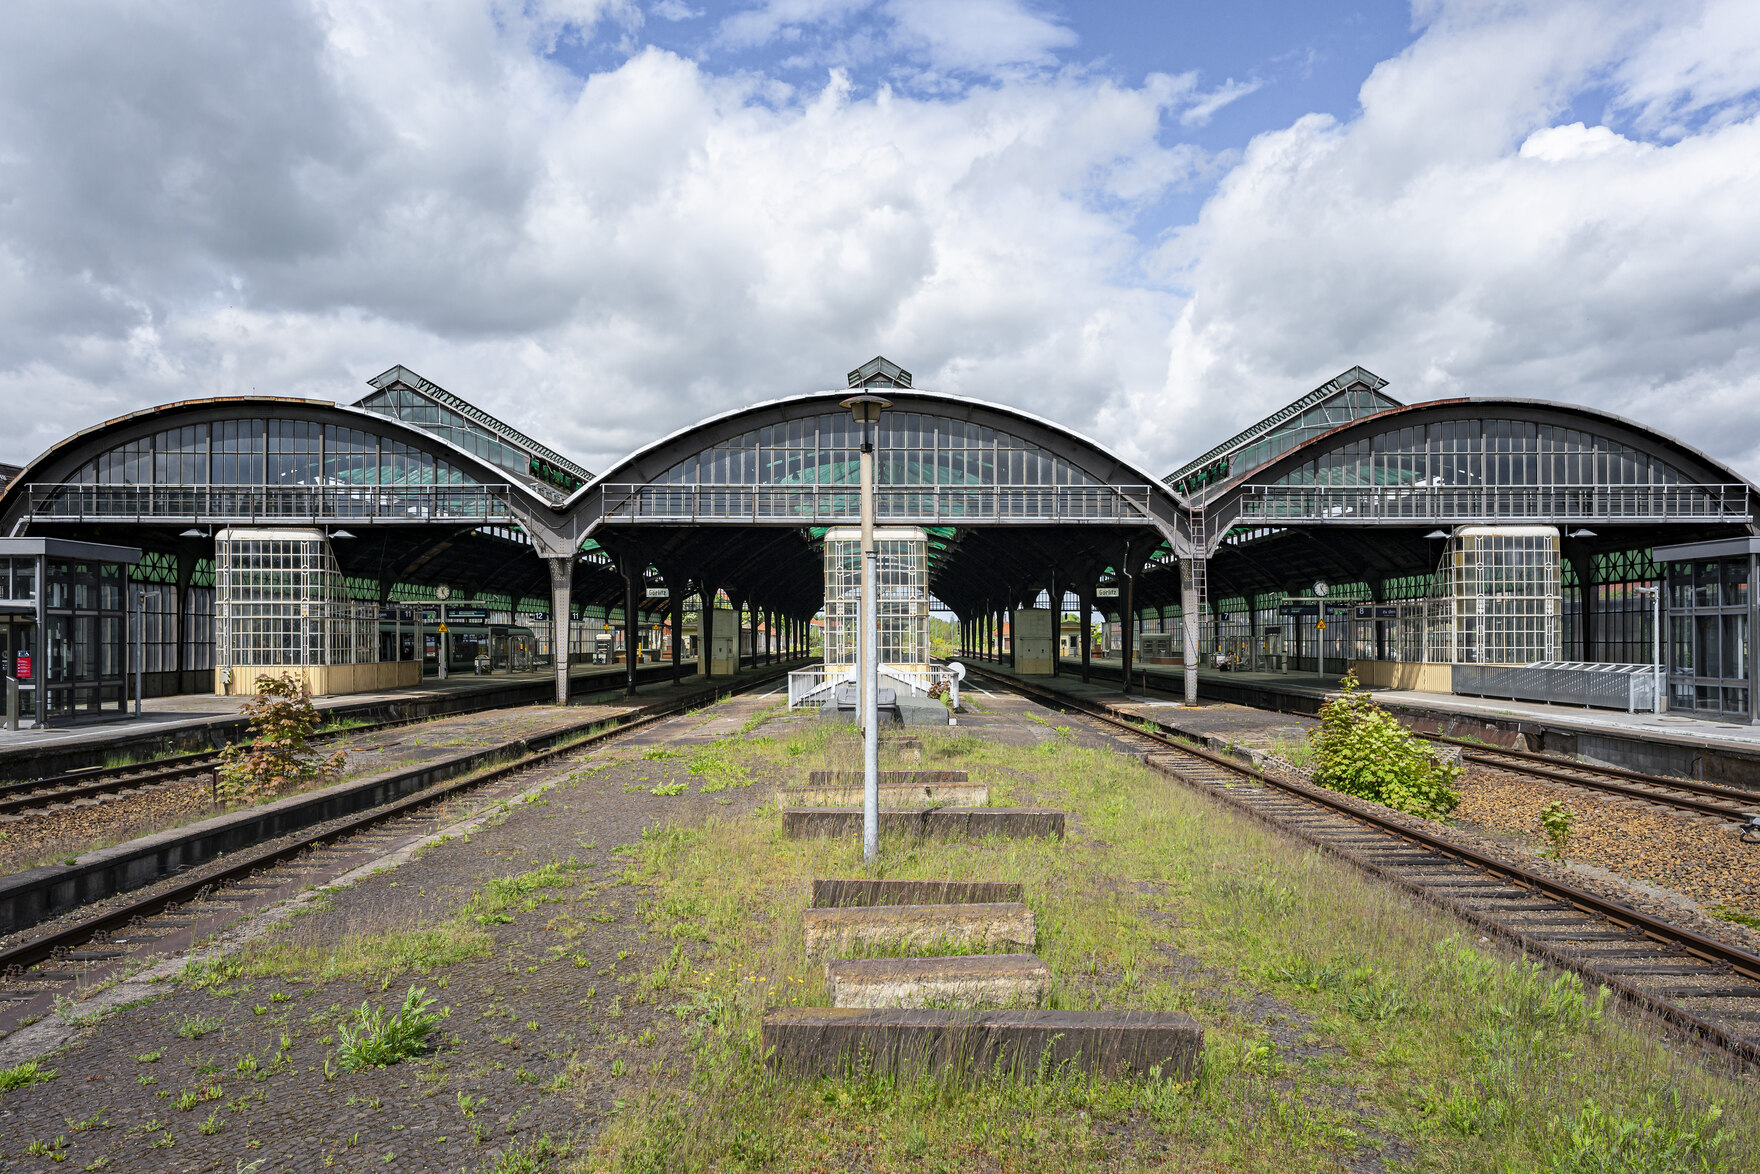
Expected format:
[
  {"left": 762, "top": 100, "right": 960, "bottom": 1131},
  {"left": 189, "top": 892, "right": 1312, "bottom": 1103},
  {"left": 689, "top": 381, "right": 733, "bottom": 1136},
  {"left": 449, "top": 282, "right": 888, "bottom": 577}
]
[
  {"left": 843, "top": 393, "right": 891, "bottom": 864},
  {"left": 1637, "top": 582, "right": 1662, "bottom": 713}
]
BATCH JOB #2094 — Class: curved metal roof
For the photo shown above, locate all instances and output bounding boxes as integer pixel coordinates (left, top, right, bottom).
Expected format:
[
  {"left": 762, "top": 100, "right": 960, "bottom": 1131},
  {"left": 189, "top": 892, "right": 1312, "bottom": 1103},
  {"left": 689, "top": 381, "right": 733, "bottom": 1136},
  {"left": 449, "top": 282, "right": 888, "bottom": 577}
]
[{"left": 563, "top": 386, "right": 1188, "bottom": 542}]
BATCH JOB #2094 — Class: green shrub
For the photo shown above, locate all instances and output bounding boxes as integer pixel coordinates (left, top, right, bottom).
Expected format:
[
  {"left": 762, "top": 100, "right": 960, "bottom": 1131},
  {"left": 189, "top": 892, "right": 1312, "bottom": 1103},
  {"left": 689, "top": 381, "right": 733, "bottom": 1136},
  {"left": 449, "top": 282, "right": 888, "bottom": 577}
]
[
  {"left": 1308, "top": 672, "right": 1460, "bottom": 819},
  {"left": 1541, "top": 801, "right": 1576, "bottom": 858},
  {"left": 335, "top": 985, "right": 448, "bottom": 1069}
]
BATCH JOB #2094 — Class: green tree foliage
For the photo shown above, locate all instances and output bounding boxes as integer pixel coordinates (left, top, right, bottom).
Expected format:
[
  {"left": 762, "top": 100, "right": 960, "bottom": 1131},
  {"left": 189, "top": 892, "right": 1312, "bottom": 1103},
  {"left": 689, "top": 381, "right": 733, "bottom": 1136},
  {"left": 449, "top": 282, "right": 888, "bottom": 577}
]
[
  {"left": 1308, "top": 672, "right": 1461, "bottom": 820},
  {"left": 216, "top": 674, "right": 347, "bottom": 802}
]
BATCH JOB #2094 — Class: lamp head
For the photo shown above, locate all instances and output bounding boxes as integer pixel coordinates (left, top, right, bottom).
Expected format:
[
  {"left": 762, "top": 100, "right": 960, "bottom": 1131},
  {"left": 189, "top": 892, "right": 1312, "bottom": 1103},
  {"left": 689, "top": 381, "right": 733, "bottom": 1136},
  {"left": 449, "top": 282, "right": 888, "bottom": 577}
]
[{"left": 840, "top": 394, "right": 891, "bottom": 425}]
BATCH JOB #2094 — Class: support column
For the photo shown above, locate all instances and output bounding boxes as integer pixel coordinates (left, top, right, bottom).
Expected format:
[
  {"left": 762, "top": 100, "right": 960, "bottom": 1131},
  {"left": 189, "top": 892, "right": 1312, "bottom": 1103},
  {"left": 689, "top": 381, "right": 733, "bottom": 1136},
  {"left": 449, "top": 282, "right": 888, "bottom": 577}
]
[
  {"left": 622, "top": 563, "right": 639, "bottom": 698},
  {"left": 668, "top": 576, "right": 684, "bottom": 687},
  {"left": 1080, "top": 589, "right": 1093, "bottom": 682},
  {"left": 1566, "top": 548, "right": 1595, "bottom": 661},
  {"left": 1049, "top": 573, "right": 1060, "bottom": 677},
  {"left": 547, "top": 557, "right": 572, "bottom": 705},
  {"left": 1121, "top": 572, "right": 1136, "bottom": 696},
  {"left": 698, "top": 585, "right": 716, "bottom": 679},
  {"left": 1180, "top": 558, "right": 1199, "bottom": 705},
  {"left": 1248, "top": 597, "right": 1261, "bottom": 673}
]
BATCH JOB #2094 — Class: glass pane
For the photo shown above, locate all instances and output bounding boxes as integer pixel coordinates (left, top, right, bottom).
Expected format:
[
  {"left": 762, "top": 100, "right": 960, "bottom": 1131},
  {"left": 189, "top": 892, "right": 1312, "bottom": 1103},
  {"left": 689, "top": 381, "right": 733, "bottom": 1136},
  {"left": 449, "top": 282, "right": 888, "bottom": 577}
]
[
  {"left": 1696, "top": 684, "right": 1720, "bottom": 710},
  {"left": 1694, "top": 562, "right": 1719, "bottom": 608},
  {"left": 1671, "top": 615, "right": 1692, "bottom": 672},
  {"left": 1724, "top": 559, "right": 1749, "bottom": 607},
  {"left": 1723, "top": 687, "right": 1749, "bottom": 716},
  {"left": 1695, "top": 615, "right": 1720, "bottom": 679},
  {"left": 1725, "top": 614, "right": 1748, "bottom": 681}
]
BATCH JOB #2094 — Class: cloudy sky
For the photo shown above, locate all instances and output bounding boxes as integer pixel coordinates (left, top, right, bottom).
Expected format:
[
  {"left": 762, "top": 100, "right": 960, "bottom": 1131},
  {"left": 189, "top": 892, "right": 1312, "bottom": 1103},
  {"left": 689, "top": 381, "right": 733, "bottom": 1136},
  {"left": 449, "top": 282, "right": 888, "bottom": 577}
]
[{"left": 2, "top": 0, "right": 1758, "bottom": 479}]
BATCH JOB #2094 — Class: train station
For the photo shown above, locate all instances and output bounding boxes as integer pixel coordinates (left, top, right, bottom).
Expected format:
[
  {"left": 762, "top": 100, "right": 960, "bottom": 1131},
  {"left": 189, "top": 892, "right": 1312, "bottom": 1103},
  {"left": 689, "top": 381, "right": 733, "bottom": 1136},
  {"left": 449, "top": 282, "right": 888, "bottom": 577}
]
[
  {"left": 0, "top": 356, "right": 1755, "bottom": 1168},
  {"left": 2, "top": 355, "right": 1754, "bottom": 737}
]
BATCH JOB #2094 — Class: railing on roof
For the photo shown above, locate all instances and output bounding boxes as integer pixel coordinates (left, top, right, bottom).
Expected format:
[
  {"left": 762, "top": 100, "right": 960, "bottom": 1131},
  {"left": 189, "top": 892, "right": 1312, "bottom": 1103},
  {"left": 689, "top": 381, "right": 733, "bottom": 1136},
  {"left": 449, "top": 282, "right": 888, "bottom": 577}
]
[
  {"left": 23, "top": 483, "right": 518, "bottom": 524},
  {"left": 1234, "top": 482, "right": 1751, "bottom": 524},
  {"left": 597, "top": 483, "right": 1154, "bottom": 524}
]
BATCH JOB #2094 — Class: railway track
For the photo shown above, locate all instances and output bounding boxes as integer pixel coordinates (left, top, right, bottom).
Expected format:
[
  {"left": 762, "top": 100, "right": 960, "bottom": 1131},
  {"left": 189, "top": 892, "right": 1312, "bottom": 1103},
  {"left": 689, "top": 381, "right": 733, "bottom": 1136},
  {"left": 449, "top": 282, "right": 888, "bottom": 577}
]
[
  {"left": 0, "top": 668, "right": 790, "bottom": 1035},
  {"left": 0, "top": 661, "right": 719, "bottom": 818},
  {"left": 1011, "top": 657, "right": 1760, "bottom": 828},
  {"left": 965, "top": 664, "right": 1760, "bottom": 1067},
  {"left": 1429, "top": 737, "right": 1760, "bottom": 829}
]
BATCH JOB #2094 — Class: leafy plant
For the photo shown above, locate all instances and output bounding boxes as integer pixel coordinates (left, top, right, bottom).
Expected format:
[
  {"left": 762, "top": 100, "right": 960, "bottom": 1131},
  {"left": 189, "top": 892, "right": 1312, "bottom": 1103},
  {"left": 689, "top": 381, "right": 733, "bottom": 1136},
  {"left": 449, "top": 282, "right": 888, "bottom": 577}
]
[
  {"left": 0, "top": 1060, "right": 59, "bottom": 1091},
  {"left": 1540, "top": 801, "right": 1576, "bottom": 859},
  {"left": 215, "top": 674, "right": 348, "bottom": 802},
  {"left": 336, "top": 986, "right": 449, "bottom": 1069},
  {"left": 1308, "top": 672, "right": 1460, "bottom": 819}
]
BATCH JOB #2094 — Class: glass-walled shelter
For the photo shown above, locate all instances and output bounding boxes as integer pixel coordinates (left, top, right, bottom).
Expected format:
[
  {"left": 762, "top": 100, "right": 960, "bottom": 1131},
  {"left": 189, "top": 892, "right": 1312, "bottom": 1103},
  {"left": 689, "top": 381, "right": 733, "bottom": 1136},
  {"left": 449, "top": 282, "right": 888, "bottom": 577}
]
[
  {"left": 1653, "top": 537, "right": 1757, "bottom": 721},
  {"left": 213, "top": 528, "right": 413, "bottom": 697},
  {"left": 822, "top": 527, "right": 930, "bottom": 675},
  {"left": 0, "top": 538, "right": 141, "bottom": 728}
]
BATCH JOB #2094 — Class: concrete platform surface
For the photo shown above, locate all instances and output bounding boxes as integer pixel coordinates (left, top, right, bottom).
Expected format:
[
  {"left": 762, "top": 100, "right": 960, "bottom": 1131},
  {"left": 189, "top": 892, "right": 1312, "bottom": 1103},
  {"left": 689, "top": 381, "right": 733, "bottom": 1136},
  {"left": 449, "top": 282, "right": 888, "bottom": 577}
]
[
  {"left": 811, "top": 878, "right": 1023, "bottom": 907},
  {"left": 779, "top": 782, "right": 990, "bottom": 807},
  {"left": 1048, "top": 655, "right": 1760, "bottom": 750},
  {"left": 802, "top": 901, "right": 1036, "bottom": 957},
  {"left": 970, "top": 657, "right": 1760, "bottom": 786},
  {"left": 826, "top": 953, "right": 1050, "bottom": 1009},
  {"left": 761, "top": 1007, "right": 1203, "bottom": 1080},
  {"left": 782, "top": 806, "right": 1065, "bottom": 840}
]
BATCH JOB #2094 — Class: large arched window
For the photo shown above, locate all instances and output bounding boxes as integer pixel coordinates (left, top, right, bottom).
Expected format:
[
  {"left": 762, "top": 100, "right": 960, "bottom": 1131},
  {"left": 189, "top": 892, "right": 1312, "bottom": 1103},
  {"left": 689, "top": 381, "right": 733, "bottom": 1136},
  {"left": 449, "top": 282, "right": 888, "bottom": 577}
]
[
  {"left": 72, "top": 420, "right": 478, "bottom": 488},
  {"left": 1271, "top": 419, "right": 1694, "bottom": 490},
  {"left": 652, "top": 410, "right": 1101, "bottom": 489}
]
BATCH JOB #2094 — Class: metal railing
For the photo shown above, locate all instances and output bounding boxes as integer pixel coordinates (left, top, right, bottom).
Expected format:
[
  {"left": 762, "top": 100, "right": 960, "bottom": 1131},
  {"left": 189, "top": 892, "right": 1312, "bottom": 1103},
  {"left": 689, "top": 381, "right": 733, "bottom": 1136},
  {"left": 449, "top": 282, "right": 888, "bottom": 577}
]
[
  {"left": 1236, "top": 482, "right": 1750, "bottom": 524},
  {"left": 599, "top": 483, "right": 1154, "bottom": 525},
  {"left": 1452, "top": 661, "right": 1661, "bottom": 714},
  {"left": 24, "top": 483, "right": 519, "bottom": 524},
  {"left": 787, "top": 663, "right": 960, "bottom": 708}
]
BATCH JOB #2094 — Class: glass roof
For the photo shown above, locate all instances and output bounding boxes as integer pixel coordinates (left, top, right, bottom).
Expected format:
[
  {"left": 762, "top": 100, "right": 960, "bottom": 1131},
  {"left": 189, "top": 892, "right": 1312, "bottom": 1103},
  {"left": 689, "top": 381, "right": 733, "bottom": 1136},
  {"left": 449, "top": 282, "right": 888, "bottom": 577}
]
[{"left": 1166, "top": 366, "right": 1400, "bottom": 499}]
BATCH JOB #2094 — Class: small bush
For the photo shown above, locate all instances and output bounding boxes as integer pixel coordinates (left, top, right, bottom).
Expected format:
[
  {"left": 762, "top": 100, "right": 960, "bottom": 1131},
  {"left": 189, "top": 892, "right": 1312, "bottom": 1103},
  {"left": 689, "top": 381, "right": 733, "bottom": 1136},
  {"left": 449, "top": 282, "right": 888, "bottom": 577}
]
[
  {"left": 0, "top": 1060, "right": 57, "bottom": 1091},
  {"left": 1541, "top": 801, "right": 1576, "bottom": 858},
  {"left": 216, "top": 674, "right": 347, "bottom": 802},
  {"left": 336, "top": 985, "right": 449, "bottom": 1070},
  {"left": 1308, "top": 672, "right": 1460, "bottom": 819}
]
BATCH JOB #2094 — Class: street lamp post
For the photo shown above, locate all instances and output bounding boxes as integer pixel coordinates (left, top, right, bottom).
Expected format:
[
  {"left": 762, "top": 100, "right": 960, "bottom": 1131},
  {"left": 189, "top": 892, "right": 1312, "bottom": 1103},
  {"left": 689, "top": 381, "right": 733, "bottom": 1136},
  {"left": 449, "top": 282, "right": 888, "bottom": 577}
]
[
  {"left": 842, "top": 392, "right": 891, "bottom": 864},
  {"left": 1635, "top": 582, "right": 1663, "bottom": 713}
]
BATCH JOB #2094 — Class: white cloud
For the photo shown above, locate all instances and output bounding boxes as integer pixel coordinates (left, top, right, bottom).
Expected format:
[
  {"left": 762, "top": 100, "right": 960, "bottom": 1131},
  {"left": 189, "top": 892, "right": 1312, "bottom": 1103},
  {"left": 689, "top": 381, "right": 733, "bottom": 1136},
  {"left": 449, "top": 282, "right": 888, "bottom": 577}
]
[
  {"left": 652, "top": 0, "right": 703, "bottom": 20},
  {"left": 1177, "top": 77, "right": 1261, "bottom": 127},
  {"left": 1114, "top": 0, "right": 1760, "bottom": 480},
  {"left": 0, "top": 1, "right": 1188, "bottom": 472}
]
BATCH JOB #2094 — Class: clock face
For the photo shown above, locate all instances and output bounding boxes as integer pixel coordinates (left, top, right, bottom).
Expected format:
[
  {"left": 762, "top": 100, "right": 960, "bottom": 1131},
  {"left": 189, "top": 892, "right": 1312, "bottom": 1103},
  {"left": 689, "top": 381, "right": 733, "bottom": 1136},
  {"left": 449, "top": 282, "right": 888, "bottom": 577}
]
[
  {"left": 1312, "top": 580, "right": 1329, "bottom": 598},
  {"left": 435, "top": 585, "right": 451, "bottom": 601}
]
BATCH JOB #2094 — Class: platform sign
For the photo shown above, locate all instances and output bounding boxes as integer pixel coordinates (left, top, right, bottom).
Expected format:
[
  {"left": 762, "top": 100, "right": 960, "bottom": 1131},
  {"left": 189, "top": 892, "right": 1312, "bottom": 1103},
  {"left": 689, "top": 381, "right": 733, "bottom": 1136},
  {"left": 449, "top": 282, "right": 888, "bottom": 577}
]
[
  {"left": 445, "top": 608, "right": 488, "bottom": 622},
  {"left": 1095, "top": 586, "right": 1120, "bottom": 598},
  {"left": 1278, "top": 603, "right": 1319, "bottom": 617},
  {"left": 14, "top": 654, "right": 29, "bottom": 679},
  {"left": 1354, "top": 605, "right": 1399, "bottom": 619},
  {"left": 645, "top": 587, "right": 670, "bottom": 598}
]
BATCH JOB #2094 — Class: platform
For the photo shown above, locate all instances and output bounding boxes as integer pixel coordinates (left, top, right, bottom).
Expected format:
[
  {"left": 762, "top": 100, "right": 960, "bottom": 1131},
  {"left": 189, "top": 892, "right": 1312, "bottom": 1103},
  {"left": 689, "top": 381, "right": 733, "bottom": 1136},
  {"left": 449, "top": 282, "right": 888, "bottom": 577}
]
[
  {"left": 0, "top": 658, "right": 800, "bottom": 782},
  {"left": 957, "top": 656, "right": 1760, "bottom": 789}
]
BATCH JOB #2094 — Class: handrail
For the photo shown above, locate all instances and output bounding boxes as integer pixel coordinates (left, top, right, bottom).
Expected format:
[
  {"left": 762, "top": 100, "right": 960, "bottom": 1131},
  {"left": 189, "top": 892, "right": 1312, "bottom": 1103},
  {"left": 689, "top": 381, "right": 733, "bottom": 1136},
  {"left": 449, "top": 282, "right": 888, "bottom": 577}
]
[
  {"left": 1235, "top": 482, "right": 1750, "bottom": 523},
  {"left": 598, "top": 483, "right": 1154, "bottom": 524},
  {"left": 24, "top": 483, "right": 518, "bottom": 523}
]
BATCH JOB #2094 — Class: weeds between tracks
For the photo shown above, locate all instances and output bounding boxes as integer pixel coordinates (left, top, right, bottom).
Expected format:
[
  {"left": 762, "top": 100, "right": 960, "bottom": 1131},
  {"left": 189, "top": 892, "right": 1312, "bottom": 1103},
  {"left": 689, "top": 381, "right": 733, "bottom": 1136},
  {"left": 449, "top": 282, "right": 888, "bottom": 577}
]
[{"left": 593, "top": 722, "right": 1756, "bottom": 1172}]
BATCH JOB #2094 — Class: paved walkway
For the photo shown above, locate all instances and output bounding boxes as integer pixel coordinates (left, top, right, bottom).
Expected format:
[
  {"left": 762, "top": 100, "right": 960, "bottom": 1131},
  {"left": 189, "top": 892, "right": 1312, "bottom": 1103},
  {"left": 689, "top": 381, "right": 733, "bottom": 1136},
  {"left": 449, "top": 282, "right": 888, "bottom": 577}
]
[{"left": 0, "top": 656, "right": 779, "bottom": 756}]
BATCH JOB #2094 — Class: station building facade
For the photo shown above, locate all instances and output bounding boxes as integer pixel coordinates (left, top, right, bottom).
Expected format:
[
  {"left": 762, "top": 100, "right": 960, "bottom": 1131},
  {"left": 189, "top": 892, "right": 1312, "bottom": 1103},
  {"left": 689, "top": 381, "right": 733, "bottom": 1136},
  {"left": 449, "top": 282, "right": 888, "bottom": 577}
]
[{"left": 0, "top": 357, "right": 1754, "bottom": 725}]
